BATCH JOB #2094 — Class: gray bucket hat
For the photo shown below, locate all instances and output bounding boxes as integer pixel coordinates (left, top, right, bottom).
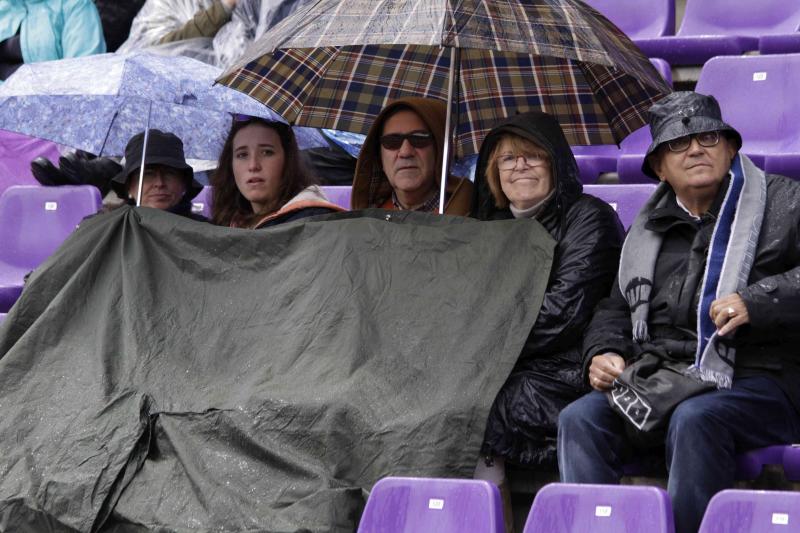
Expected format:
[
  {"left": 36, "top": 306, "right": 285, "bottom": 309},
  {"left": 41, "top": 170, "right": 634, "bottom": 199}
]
[
  {"left": 111, "top": 129, "right": 202, "bottom": 200},
  {"left": 641, "top": 91, "right": 742, "bottom": 179}
]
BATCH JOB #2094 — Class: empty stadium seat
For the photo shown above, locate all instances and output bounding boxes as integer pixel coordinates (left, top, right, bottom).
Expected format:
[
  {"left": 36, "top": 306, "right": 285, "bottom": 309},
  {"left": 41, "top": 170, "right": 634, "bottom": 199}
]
[
  {"left": 321, "top": 185, "right": 352, "bottom": 210},
  {"left": 695, "top": 54, "right": 800, "bottom": 180},
  {"left": 0, "top": 185, "right": 101, "bottom": 312},
  {"left": 191, "top": 185, "right": 213, "bottom": 219},
  {"left": 698, "top": 489, "right": 800, "bottom": 533},
  {"left": 736, "top": 444, "right": 800, "bottom": 481},
  {"left": 582, "top": 0, "right": 675, "bottom": 41},
  {"left": 584, "top": 184, "right": 656, "bottom": 230},
  {"left": 357, "top": 477, "right": 504, "bottom": 533},
  {"left": 523, "top": 483, "right": 675, "bottom": 533},
  {"left": 759, "top": 34, "right": 800, "bottom": 55},
  {"left": 635, "top": 0, "right": 800, "bottom": 66},
  {"left": 735, "top": 445, "right": 788, "bottom": 480},
  {"left": 573, "top": 58, "right": 672, "bottom": 184}
]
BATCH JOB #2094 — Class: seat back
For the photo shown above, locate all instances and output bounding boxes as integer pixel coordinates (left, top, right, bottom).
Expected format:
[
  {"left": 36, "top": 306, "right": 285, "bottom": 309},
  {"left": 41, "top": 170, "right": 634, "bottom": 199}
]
[
  {"left": 524, "top": 483, "right": 675, "bottom": 533},
  {"left": 582, "top": 0, "right": 675, "bottom": 40},
  {"left": 699, "top": 489, "right": 800, "bottom": 533},
  {"left": 0, "top": 185, "right": 102, "bottom": 269},
  {"left": 678, "top": 0, "right": 800, "bottom": 37},
  {"left": 191, "top": 185, "right": 213, "bottom": 219},
  {"left": 696, "top": 54, "right": 800, "bottom": 157},
  {"left": 584, "top": 184, "right": 657, "bottom": 230},
  {"left": 321, "top": 185, "right": 353, "bottom": 210},
  {"left": 357, "top": 477, "right": 504, "bottom": 533}
]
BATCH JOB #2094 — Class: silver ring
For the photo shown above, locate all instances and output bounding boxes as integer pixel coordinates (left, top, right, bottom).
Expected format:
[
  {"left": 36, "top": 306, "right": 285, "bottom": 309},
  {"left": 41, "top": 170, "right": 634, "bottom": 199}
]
[{"left": 727, "top": 306, "right": 735, "bottom": 317}]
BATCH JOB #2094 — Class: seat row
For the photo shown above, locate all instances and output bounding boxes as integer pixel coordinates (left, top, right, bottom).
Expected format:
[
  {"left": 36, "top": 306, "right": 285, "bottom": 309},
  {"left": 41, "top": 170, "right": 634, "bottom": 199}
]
[
  {"left": 571, "top": 53, "right": 800, "bottom": 183},
  {"left": 585, "top": 0, "right": 800, "bottom": 65},
  {"left": 359, "top": 475, "right": 800, "bottom": 533}
]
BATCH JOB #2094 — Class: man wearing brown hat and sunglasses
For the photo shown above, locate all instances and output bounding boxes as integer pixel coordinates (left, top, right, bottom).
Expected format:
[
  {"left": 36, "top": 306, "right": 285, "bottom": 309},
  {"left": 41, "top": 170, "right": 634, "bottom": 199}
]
[
  {"left": 110, "top": 129, "right": 207, "bottom": 221},
  {"left": 557, "top": 91, "right": 800, "bottom": 533},
  {"left": 351, "top": 97, "right": 473, "bottom": 215}
]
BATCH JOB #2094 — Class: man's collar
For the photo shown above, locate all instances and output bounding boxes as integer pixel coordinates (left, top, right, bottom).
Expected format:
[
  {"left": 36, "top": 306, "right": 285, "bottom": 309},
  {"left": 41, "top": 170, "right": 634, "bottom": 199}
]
[{"left": 646, "top": 172, "right": 732, "bottom": 231}]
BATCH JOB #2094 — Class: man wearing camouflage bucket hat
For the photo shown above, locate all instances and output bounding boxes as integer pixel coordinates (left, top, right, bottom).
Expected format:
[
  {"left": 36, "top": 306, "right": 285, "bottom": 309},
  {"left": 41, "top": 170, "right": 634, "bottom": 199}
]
[{"left": 558, "top": 92, "right": 800, "bottom": 533}]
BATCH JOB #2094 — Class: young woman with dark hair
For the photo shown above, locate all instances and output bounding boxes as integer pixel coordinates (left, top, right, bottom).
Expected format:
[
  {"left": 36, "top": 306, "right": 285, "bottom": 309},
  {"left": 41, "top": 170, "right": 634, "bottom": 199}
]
[{"left": 211, "top": 117, "right": 343, "bottom": 228}]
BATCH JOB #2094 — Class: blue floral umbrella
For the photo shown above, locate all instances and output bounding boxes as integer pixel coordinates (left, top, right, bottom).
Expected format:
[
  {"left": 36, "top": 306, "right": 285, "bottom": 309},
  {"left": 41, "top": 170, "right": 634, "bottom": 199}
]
[{"left": 0, "top": 51, "right": 325, "bottom": 204}]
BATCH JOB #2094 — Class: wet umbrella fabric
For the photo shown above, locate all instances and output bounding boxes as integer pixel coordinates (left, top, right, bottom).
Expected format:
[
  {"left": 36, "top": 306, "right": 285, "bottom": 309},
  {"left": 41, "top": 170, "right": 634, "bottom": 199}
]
[
  {"left": 0, "top": 51, "right": 326, "bottom": 162},
  {"left": 218, "top": 0, "right": 671, "bottom": 159}
]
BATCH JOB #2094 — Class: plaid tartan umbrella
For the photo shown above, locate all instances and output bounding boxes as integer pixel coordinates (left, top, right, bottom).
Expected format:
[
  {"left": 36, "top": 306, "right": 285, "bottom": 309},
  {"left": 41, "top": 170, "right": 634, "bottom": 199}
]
[{"left": 218, "top": 0, "right": 670, "bottom": 208}]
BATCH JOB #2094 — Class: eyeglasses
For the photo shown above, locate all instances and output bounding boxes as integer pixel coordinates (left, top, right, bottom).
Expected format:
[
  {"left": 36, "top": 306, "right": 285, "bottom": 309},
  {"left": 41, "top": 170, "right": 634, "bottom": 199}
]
[
  {"left": 379, "top": 132, "right": 434, "bottom": 150},
  {"left": 667, "top": 131, "right": 721, "bottom": 152},
  {"left": 496, "top": 153, "right": 548, "bottom": 171}
]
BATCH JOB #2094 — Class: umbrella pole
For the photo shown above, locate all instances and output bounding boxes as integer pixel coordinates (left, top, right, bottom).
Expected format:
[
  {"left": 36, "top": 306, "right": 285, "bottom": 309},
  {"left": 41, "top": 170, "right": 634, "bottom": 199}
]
[
  {"left": 136, "top": 103, "right": 152, "bottom": 207},
  {"left": 438, "top": 47, "right": 460, "bottom": 215}
]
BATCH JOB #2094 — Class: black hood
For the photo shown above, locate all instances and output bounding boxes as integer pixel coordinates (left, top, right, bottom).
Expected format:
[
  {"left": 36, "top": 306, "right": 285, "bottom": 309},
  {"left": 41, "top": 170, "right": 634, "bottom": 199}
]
[{"left": 472, "top": 111, "right": 583, "bottom": 238}]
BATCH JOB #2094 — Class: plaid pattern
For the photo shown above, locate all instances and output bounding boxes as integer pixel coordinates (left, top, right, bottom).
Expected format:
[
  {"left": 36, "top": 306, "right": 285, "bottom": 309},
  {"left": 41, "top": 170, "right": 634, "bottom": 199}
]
[{"left": 220, "top": 0, "right": 670, "bottom": 158}]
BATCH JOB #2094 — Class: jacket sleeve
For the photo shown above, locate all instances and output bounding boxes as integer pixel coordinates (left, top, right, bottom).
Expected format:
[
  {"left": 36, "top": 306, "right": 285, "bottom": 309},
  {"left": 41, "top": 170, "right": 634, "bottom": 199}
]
[
  {"left": 61, "top": 0, "right": 106, "bottom": 57},
  {"left": 579, "top": 280, "right": 635, "bottom": 382},
  {"left": 522, "top": 198, "right": 624, "bottom": 357},
  {"left": 738, "top": 176, "right": 800, "bottom": 331},
  {"left": 157, "top": 1, "right": 233, "bottom": 44},
  {"left": 738, "top": 251, "right": 800, "bottom": 332}
]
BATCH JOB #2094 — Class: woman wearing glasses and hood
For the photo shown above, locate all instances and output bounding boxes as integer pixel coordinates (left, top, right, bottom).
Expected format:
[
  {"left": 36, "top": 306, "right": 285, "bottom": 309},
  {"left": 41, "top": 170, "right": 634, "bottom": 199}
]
[
  {"left": 471, "top": 111, "right": 624, "bottom": 496},
  {"left": 212, "top": 116, "right": 344, "bottom": 229},
  {"left": 351, "top": 97, "right": 473, "bottom": 215}
]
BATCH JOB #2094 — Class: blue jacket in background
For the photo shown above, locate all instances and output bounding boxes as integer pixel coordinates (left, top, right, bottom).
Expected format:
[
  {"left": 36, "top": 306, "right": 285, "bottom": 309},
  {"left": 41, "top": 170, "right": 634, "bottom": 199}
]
[{"left": 0, "top": 0, "right": 106, "bottom": 64}]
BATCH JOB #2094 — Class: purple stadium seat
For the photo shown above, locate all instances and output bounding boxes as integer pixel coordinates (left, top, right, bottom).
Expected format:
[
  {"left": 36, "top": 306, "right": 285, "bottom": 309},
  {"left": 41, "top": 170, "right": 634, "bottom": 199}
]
[
  {"left": 321, "top": 185, "right": 352, "bottom": 210},
  {"left": 698, "top": 489, "right": 800, "bottom": 533},
  {"left": 0, "top": 185, "right": 101, "bottom": 312},
  {"left": 582, "top": 0, "right": 675, "bottom": 41},
  {"left": 759, "top": 34, "right": 800, "bottom": 55},
  {"left": 191, "top": 186, "right": 213, "bottom": 219},
  {"left": 573, "top": 58, "right": 671, "bottom": 183},
  {"left": 695, "top": 54, "right": 800, "bottom": 179},
  {"left": 735, "top": 445, "right": 788, "bottom": 480},
  {"left": 783, "top": 446, "right": 800, "bottom": 481},
  {"left": 583, "top": 184, "right": 656, "bottom": 230},
  {"left": 635, "top": 0, "right": 800, "bottom": 66},
  {"left": 357, "top": 477, "right": 504, "bottom": 533},
  {"left": 524, "top": 483, "right": 675, "bottom": 533},
  {"left": 616, "top": 126, "right": 654, "bottom": 184}
]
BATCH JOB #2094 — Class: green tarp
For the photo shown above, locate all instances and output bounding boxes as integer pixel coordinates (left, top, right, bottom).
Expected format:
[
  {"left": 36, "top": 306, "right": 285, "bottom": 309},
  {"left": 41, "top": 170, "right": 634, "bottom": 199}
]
[{"left": 0, "top": 206, "right": 554, "bottom": 532}]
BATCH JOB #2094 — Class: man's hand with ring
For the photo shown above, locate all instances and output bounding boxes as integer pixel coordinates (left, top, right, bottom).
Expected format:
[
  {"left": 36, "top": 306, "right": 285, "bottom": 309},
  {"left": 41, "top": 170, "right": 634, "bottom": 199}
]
[
  {"left": 710, "top": 293, "right": 750, "bottom": 336},
  {"left": 588, "top": 353, "right": 625, "bottom": 392}
]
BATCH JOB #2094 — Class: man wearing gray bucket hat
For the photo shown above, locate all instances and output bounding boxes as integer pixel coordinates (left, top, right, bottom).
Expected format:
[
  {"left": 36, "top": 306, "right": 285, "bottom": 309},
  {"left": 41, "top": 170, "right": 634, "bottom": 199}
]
[
  {"left": 111, "top": 129, "right": 206, "bottom": 221},
  {"left": 558, "top": 92, "right": 800, "bottom": 533}
]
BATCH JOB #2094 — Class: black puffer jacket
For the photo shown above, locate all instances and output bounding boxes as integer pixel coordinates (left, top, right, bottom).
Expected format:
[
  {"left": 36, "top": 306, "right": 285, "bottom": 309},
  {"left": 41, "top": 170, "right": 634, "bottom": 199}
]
[{"left": 473, "top": 111, "right": 624, "bottom": 466}]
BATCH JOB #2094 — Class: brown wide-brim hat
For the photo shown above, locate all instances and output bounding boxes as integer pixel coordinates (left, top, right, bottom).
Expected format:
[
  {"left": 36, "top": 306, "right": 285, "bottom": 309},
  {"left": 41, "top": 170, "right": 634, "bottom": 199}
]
[
  {"left": 111, "top": 129, "right": 202, "bottom": 200},
  {"left": 641, "top": 91, "right": 742, "bottom": 179}
]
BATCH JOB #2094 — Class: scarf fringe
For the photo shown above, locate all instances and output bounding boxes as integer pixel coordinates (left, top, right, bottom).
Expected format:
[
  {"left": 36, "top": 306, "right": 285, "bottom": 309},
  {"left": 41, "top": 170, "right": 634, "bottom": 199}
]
[
  {"left": 684, "top": 364, "right": 733, "bottom": 389},
  {"left": 632, "top": 320, "right": 650, "bottom": 343}
]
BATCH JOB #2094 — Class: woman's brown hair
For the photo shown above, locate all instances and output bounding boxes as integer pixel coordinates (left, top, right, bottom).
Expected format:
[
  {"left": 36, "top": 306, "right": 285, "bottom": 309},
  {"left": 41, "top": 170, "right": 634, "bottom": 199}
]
[{"left": 211, "top": 117, "right": 316, "bottom": 226}]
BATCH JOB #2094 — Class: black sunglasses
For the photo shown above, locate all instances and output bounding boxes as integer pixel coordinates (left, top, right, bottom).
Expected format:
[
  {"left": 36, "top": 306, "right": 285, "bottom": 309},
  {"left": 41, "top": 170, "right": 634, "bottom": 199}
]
[{"left": 379, "top": 132, "right": 434, "bottom": 150}]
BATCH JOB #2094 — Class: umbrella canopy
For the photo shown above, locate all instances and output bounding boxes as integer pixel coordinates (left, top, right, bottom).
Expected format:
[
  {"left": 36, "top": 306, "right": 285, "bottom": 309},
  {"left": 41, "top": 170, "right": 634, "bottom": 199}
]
[
  {"left": 218, "top": 0, "right": 671, "bottom": 159},
  {"left": 0, "top": 51, "right": 325, "bottom": 161}
]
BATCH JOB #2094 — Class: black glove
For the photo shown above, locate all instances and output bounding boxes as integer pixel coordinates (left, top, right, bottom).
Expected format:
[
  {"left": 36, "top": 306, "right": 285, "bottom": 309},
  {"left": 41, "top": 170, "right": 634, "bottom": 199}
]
[
  {"left": 30, "top": 156, "right": 72, "bottom": 186},
  {"left": 58, "top": 151, "right": 121, "bottom": 197}
]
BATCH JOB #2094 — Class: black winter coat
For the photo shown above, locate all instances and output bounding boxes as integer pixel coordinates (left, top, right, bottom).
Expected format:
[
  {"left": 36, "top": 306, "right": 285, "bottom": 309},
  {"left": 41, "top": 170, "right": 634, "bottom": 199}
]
[
  {"left": 472, "top": 112, "right": 624, "bottom": 466},
  {"left": 583, "top": 172, "right": 800, "bottom": 414}
]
